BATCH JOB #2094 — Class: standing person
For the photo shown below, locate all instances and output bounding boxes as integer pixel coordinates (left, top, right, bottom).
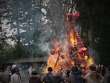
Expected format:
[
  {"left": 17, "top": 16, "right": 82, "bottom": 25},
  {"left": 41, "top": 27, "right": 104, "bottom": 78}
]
[
  {"left": 0, "top": 66, "right": 4, "bottom": 83},
  {"left": 43, "top": 67, "right": 54, "bottom": 83},
  {"left": 84, "top": 65, "right": 102, "bottom": 83},
  {"left": 63, "top": 70, "right": 71, "bottom": 83},
  {"left": 104, "top": 66, "right": 110, "bottom": 83},
  {"left": 2, "top": 66, "right": 11, "bottom": 83},
  {"left": 28, "top": 64, "right": 36, "bottom": 78},
  {"left": 29, "top": 71, "right": 42, "bottom": 83},
  {"left": 70, "top": 66, "right": 84, "bottom": 83},
  {"left": 54, "top": 71, "right": 64, "bottom": 83},
  {"left": 97, "top": 65, "right": 106, "bottom": 77},
  {"left": 101, "top": 65, "right": 106, "bottom": 77},
  {"left": 10, "top": 68, "right": 21, "bottom": 83}
]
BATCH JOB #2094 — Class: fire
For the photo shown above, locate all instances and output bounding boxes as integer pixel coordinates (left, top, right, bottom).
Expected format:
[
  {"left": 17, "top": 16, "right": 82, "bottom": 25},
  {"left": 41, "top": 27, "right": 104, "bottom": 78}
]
[
  {"left": 87, "top": 56, "right": 94, "bottom": 66},
  {"left": 68, "top": 29, "right": 77, "bottom": 47},
  {"left": 46, "top": 28, "right": 94, "bottom": 73},
  {"left": 46, "top": 40, "right": 74, "bottom": 73},
  {"left": 46, "top": 29, "right": 94, "bottom": 73},
  {"left": 45, "top": 1, "right": 94, "bottom": 73}
]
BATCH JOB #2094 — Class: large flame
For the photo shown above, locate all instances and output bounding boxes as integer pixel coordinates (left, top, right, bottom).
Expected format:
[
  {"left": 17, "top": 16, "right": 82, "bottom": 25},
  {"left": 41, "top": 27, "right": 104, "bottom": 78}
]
[
  {"left": 45, "top": 2, "right": 94, "bottom": 73},
  {"left": 46, "top": 28, "right": 94, "bottom": 73}
]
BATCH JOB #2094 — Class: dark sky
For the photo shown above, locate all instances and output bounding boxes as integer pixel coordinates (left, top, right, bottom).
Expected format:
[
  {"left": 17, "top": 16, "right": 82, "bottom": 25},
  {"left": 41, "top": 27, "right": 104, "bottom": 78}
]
[
  {"left": 91, "top": 0, "right": 110, "bottom": 65},
  {"left": 98, "top": 1, "right": 110, "bottom": 65},
  {"left": 78, "top": 0, "right": 110, "bottom": 65}
]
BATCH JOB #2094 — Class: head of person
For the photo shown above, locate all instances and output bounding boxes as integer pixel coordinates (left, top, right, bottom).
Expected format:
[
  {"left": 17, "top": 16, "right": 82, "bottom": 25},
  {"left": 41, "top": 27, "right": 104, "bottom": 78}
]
[
  {"left": 11, "top": 66, "right": 19, "bottom": 74},
  {"left": 48, "top": 67, "right": 53, "bottom": 72},
  {"left": 71, "top": 66, "right": 78, "bottom": 72},
  {"left": 31, "top": 70, "right": 38, "bottom": 77},
  {"left": 66, "top": 70, "right": 70, "bottom": 77},
  {"left": 89, "top": 65, "right": 96, "bottom": 72}
]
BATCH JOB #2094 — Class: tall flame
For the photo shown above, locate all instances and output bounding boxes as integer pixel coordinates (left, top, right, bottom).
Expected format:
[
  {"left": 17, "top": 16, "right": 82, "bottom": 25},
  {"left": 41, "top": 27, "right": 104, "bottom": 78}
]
[
  {"left": 46, "top": 27, "right": 94, "bottom": 73},
  {"left": 45, "top": 1, "right": 94, "bottom": 73}
]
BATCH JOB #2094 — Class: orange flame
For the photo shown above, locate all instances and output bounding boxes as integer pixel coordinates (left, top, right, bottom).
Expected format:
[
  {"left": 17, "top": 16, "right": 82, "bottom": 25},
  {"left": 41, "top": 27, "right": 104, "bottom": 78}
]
[
  {"left": 46, "top": 39, "right": 74, "bottom": 73},
  {"left": 45, "top": 10, "right": 94, "bottom": 73},
  {"left": 68, "top": 29, "right": 77, "bottom": 47},
  {"left": 46, "top": 30, "right": 94, "bottom": 73}
]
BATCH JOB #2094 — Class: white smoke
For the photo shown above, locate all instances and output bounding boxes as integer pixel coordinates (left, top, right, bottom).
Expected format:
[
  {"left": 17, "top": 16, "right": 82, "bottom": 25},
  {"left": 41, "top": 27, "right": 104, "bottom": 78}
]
[
  {"left": 42, "top": 0, "right": 50, "bottom": 6},
  {"left": 41, "top": 8, "right": 47, "bottom": 15},
  {"left": 36, "top": 0, "right": 67, "bottom": 54}
]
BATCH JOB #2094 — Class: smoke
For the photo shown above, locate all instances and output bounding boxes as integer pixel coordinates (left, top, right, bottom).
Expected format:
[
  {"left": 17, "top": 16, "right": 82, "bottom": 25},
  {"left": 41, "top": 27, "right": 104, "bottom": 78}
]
[{"left": 36, "top": 0, "right": 67, "bottom": 54}]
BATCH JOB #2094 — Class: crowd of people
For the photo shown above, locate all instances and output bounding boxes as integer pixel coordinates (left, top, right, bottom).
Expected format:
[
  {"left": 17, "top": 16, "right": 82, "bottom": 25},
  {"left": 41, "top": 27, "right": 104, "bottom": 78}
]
[{"left": 0, "top": 64, "right": 110, "bottom": 83}]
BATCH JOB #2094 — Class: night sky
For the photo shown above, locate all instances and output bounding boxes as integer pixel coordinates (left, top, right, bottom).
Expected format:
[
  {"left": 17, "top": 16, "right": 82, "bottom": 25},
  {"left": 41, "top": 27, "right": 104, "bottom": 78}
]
[
  {"left": 92, "top": 0, "right": 110, "bottom": 65},
  {"left": 78, "top": 0, "right": 110, "bottom": 65},
  {"left": 98, "top": 2, "right": 110, "bottom": 65}
]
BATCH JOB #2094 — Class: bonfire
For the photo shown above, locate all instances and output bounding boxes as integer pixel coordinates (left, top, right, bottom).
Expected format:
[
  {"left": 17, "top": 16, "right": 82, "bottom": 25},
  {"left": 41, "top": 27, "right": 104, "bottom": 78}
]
[{"left": 45, "top": 0, "right": 94, "bottom": 73}]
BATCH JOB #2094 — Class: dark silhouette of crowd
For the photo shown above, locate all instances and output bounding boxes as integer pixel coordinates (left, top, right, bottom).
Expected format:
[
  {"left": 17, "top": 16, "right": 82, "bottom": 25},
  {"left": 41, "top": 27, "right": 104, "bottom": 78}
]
[{"left": 0, "top": 64, "right": 110, "bottom": 83}]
